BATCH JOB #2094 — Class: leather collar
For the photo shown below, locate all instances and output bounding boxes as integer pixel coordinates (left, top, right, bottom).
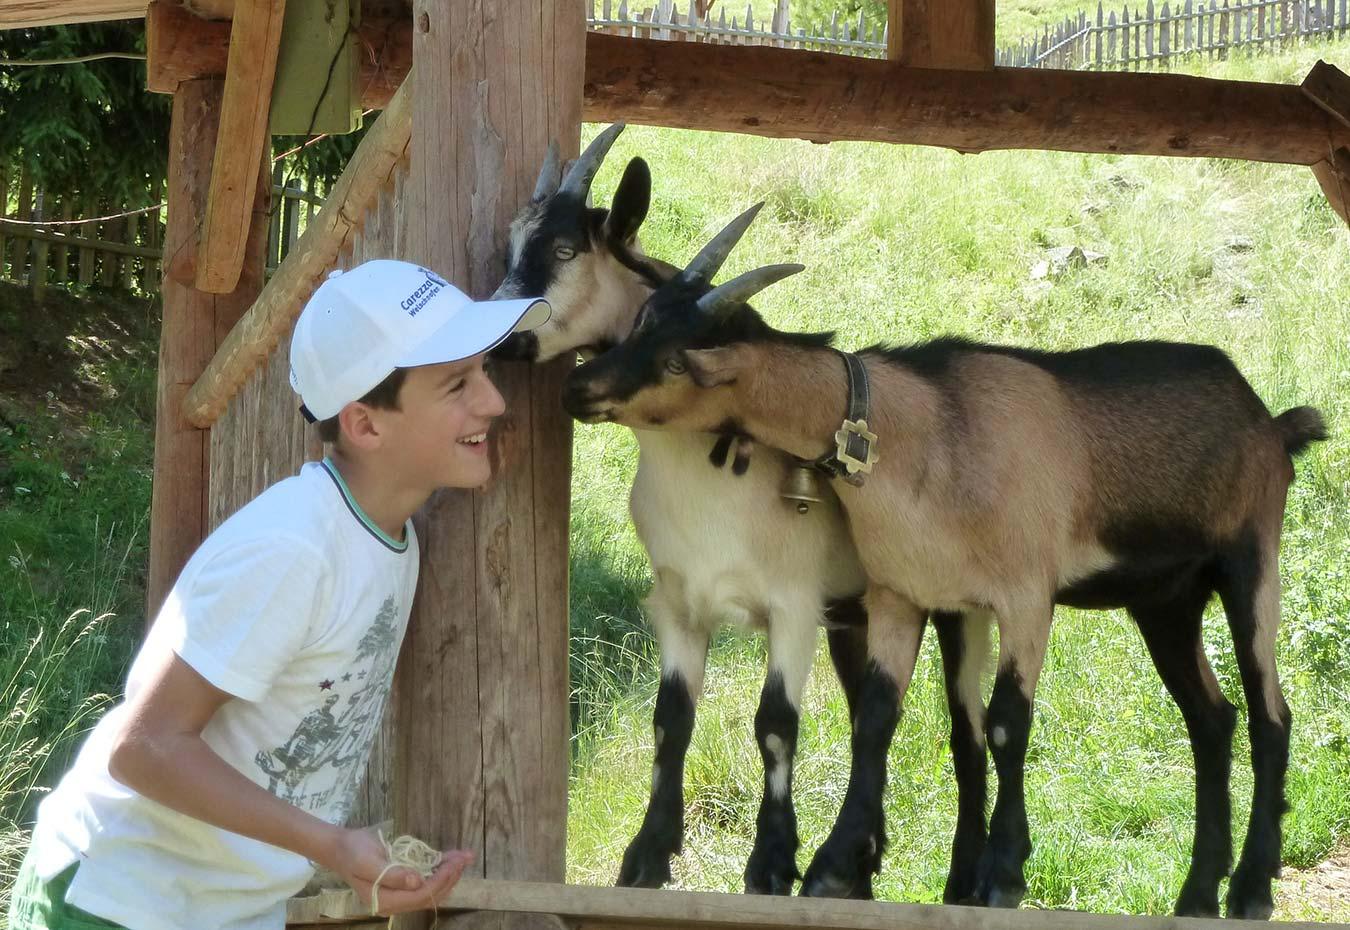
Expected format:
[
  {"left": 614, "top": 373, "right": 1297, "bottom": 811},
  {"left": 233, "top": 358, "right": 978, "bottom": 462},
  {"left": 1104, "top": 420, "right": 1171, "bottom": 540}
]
[{"left": 806, "top": 350, "right": 879, "bottom": 487}]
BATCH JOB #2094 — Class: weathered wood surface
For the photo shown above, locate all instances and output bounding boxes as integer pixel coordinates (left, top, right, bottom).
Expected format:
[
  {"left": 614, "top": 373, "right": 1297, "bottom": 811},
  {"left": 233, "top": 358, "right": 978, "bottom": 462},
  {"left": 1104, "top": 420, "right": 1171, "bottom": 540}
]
[
  {"left": 181, "top": 76, "right": 413, "bottom": 428},
  {"left": 1301, "top": 58, "right": 1350, "bottom": 129},
  {"left": 194, "top": 0, "right": 287, "bottom": 293},
  {"left": 288, "top": 878, "right": 1350, "bottom": 929},
  {"left": 147, "top": 78, "right": 269, "bottom": 623},
  {"left": 582, "top": 34, "right": 1350, "bottom": 164},
  {"left": 0, "top": 219, "right": 163, "bottom": 259},
  {"left": 390, "top": 3, "right": 582, "bottom": 930},
  {"left": 1311, "top": 146, "right": 1350, "bottom": 226},
  {"left": 137, "top": 14, "right": 1350, "bottom": 167},
  {"left": 0, "top": 0, "right": 145, "bottom": 27},
  {"left": 889, "top": 0, "right": 994, "bottom": 69},
  {"left": 146, "top": 0, "right": 412, "bottom": 108}
]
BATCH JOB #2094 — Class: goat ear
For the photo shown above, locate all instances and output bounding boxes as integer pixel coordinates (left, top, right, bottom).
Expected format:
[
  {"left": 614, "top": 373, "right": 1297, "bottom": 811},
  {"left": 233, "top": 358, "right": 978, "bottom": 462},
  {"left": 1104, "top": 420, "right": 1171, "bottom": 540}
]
[
  {"left": 685, "top": 347, "right": 743, "bottom": 388},
  {"left": 605, "top": 157, "right": 651, "bottom": 243}
]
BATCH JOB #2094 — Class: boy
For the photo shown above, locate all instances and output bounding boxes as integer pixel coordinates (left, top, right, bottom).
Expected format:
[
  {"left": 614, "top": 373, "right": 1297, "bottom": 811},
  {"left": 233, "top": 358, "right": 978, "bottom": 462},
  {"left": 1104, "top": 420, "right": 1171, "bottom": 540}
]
[{"left": 8, "top": 259, "right": 550, "bottom": 930}]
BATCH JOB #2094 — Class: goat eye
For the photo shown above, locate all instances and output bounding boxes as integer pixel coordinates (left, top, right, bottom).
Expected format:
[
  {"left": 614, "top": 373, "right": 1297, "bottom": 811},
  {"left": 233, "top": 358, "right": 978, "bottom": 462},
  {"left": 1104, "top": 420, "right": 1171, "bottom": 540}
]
[
  {"left": 665, "top": 356, "right": 687, "bottom": 376},
  {"left": 554, "top": 245, "right": 576, "bottom": 261}
]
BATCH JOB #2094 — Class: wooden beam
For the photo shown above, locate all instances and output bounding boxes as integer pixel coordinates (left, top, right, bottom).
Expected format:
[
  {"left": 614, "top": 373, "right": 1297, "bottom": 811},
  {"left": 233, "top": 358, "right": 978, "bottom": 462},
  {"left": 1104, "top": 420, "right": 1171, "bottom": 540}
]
[
  {"left": 0, "top": 0, "right": 235, "bottom": 27},
  {"left": 147, "top": 77, "right": 269, "bottom": 622},
  {"left": 583, "top": 35, "right": 1350, "bottom": 165},
  {"left": 193, "top": 0, "right": 286, "bottom": 294},
  {"left": 0, "top": 218, "right": 163, "bottom": 259},
  {"left": 0, "top": 0, "right": 143, "bottom": 27},
  {"left": 1301, "top": 59, "right": 1350, "bottom": 131},
  {"left": 180, "top": 74, "right": 412, "bottom": 429},
  {"left": 286, "top": 878, "right": 1350, "bottom": 929},
  {"left": 142, "top": 23, "right": 1348, "bottom": 167},
  {"left": 888, "top": 0, "right": 994, "bottom": 70},
  {"left": 146, "top": 1, "right": 410, "bottom": 108},
  {"left": 1311, "top": 146, "right": 1350, "bottom": 227}
]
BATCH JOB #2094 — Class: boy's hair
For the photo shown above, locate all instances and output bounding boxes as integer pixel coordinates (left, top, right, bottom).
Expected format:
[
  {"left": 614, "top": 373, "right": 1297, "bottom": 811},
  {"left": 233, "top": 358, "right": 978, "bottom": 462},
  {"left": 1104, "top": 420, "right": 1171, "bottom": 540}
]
[{"left": 317, "top": 368, "right": 410, "bottom": 444}]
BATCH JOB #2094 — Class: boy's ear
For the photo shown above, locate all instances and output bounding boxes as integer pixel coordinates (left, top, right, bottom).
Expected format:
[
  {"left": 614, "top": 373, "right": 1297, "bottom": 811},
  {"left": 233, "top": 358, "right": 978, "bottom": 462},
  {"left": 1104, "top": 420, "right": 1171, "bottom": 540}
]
[
  {"left": 684, "top": 346, "right": 744, "bottom": 388},
  {"left": 337, "top": 402, "right": 383, "bottom": 451},
  {"left": 604, "top": 157, "right": 651, "bottom": 244}
]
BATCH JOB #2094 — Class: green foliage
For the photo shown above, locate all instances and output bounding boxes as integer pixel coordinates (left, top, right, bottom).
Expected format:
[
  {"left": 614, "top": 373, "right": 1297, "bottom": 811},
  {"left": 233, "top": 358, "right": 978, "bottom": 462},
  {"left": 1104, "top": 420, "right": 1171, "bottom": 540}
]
[{"left": 0, "top": 24, "right": 168, "bottom": 202}]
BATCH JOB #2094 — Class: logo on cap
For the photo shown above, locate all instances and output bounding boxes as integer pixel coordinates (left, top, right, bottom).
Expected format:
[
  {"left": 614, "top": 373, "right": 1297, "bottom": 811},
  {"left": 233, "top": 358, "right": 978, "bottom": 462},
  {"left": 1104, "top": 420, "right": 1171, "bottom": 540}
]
[{"left": 401, "top": 267, "right": 449, "bottom": 318}]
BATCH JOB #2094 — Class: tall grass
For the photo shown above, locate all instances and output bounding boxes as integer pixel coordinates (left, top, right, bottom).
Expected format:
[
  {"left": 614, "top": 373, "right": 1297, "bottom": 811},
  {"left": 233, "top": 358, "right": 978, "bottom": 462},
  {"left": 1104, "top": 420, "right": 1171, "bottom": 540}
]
[{"left": 564, "top": 40, "right": 1350, "bottom": 919}]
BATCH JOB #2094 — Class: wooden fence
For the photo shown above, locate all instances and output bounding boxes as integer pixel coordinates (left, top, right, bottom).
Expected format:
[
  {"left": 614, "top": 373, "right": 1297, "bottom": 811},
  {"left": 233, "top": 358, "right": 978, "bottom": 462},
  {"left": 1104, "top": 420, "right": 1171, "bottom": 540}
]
[
  {"left": 0, "top": 161, "right": 324, "bottom": 301},
  {"left": 587, "top": 0, "right": 888, "bottom": 56},
  {"left": 997, "top": 0, "right": 1350, "bottom": 68}
]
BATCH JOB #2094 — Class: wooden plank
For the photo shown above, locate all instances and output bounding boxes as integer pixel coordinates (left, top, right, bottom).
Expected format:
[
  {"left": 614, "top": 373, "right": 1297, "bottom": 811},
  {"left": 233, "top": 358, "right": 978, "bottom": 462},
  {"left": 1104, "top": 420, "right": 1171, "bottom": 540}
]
[
  {"left": 286, "top": 878, "right": 1350, "bottom": 930},
  {"left": 0, "top": 162, "right": 9, "bottom": 278},
  {"left": 0, "top": 217, "right": 169, "bottom": 260},
  {"left": 11, "top": 165, "right": 32, "bottom": 280},
  {"left": 30, "top": 189, "right": 48, "bottom": 302},
  {"left": 180, "top": 75, "right": 412, "bottom": 428},
  {"left": 146, "top": 77, "right": 269, "bottom": 622},
  {"left": 1311, "top": 146, "right": 1350, "bottom": 225},
  {"left": 78, "top": 194, "right": 96, "bottom": 284},
  {"left": 583, "top": 34, "right": 1350, "bottom": 163},
  {"left": 887, "top": 0, "right": 994, "bottom": 69},
  {"left": 53, "top": 198, "right": 72, "bottom": 282},
  {"left": 1301, "top": 59, "right": 1350, "bottom": 129},
  {"left": 193, "top": 0, "right": 286, "bottom": 294},
  {"left": 0, "top": 0, "right": 145, "bottom": 27}
]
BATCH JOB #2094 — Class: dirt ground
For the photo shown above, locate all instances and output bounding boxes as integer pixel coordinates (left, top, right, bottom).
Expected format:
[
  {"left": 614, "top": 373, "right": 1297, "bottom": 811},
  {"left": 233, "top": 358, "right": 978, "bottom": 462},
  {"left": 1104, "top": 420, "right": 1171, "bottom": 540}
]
[{"left": 1275, "top": 845, "right": 1350, "bottom": 922}]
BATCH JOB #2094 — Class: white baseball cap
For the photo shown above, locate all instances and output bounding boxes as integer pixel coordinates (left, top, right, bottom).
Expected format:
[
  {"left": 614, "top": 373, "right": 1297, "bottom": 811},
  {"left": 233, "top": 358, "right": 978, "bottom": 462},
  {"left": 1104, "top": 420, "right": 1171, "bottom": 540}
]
[{"left": 289, "top": 259, "right": 551, "bottom": 421}]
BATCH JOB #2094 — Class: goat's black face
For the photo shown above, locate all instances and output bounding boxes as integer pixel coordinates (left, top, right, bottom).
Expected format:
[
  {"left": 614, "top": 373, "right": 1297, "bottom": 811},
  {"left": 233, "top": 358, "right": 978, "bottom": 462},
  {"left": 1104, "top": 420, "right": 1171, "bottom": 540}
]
[
  {"left": 491, "top": 131, "right": 658, "bottom": 362},
  {"left": 562, "top": 203, "right": 805, "bottom": 430}
]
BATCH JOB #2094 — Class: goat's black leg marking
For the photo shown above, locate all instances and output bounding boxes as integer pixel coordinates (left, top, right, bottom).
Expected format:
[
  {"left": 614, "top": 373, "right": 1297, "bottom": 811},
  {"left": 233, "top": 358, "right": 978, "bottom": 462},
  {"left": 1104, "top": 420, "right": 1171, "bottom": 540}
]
[
  {"left": 1130, "top": 585, "right": 1236, "bottom": 918},
  {"left": 973, "top": 666, "right": 1034, "bottom": 908},
  {"left": 744, "top": 673, "right": 802, "bottom": 895},
  {"left": 824, "top": 596, "right": 869, "bottom": 720},
  {"left": 934, "top": 611, "right": 989, "bottom": 905},
  {"left": 1218, "top": 533, "right": 1290, "bottom": 921},
  {"left": 618, "top": 673, "right": 697, "bottom": 888},
  {"left": 800, "top": 661, "right": 901, "bottom": 899}
]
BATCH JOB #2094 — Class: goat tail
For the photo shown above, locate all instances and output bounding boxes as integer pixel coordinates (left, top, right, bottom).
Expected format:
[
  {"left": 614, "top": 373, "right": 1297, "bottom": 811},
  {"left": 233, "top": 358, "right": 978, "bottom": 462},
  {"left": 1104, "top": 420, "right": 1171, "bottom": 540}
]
[{"left": 1275, "top": 406, "right": 1329, "bottom": 457}]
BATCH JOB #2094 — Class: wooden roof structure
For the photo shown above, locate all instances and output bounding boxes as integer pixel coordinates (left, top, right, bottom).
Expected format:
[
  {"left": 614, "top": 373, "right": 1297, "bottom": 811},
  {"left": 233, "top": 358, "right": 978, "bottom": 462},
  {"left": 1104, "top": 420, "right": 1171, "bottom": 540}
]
[{"left": 5, "top": 2, "right": 1350, "bottom": 928}]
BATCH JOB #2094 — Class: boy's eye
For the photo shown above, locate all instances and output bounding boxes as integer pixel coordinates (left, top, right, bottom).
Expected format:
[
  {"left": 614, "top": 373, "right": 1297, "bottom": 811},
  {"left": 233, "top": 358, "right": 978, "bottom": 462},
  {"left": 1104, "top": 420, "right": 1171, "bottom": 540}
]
[{"left": 447, "top": 379, "right": 466, "bottom": 394}]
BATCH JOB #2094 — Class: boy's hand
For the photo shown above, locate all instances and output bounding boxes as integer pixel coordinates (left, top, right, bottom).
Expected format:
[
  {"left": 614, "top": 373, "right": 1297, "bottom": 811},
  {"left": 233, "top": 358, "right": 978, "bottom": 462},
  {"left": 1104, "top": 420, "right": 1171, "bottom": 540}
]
[{"left": 329, "top": 827, "right": 476, "bottom": 915}]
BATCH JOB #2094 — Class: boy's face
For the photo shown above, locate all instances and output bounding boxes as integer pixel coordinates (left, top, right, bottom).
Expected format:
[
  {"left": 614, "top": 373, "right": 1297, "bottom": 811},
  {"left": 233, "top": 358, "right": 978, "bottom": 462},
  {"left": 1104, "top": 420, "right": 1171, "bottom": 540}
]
[{"left": 373, "top": 355, "right": 506, "bottom": 490}]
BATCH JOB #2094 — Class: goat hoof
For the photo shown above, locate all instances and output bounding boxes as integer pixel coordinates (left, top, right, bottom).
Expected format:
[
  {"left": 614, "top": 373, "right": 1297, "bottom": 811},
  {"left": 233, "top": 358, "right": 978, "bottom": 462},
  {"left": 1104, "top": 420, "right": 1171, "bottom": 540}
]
[
  {"left": 617, "top": 841, "right": 675, "bottom": 889},
  {"left": 1225, "top": 868, "right": 1275, "bottom": 921},
  {"left": 744, "top": 869, "right": 796, "bottom": 896},
  {"left": 1174, "top": 879, "right": 1221, "bottom": 918}
]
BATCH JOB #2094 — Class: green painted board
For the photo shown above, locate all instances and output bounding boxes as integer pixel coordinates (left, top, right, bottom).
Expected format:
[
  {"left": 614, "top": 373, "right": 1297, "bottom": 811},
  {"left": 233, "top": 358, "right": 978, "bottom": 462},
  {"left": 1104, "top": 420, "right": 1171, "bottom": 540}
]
[{"left": 269, "top": 0, "right": 363, "bottom": 136}]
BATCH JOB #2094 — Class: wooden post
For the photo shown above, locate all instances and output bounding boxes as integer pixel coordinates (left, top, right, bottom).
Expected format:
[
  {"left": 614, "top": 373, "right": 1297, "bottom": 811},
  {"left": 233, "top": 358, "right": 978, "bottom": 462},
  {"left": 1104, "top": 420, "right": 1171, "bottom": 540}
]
[
  {"left": 53, "top": 197, "right": 72, "bottom": 283},
  {"left": 147, "top": 77, "right": 271, "bottom": 623},
  {"left": 79, "top": 193, "right": 96, "bottom": 285},
  {"left": 12, "top": 165, "right": 33, "bottom": 281},
  {"left": 393, "top": 0, "right": 582, "bottom": 924},
  {"left": 889, "top": 0, "right": 995, "bottom": 69},
  {"left": 30, "top": 188, "right": 48, "bottom": 303},
  {"left": 0, "top": 161, "right": 9, "bottom": 279},
  {"left": 143, "top": 178, "right": 164, "bottom": 294}
]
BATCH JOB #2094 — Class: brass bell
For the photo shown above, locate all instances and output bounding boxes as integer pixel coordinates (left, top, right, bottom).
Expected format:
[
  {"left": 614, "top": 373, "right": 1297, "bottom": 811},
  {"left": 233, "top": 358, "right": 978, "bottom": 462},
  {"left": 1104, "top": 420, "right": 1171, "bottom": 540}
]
[{"left": 781, "top": 463, "right": 824, "bottom": 515}]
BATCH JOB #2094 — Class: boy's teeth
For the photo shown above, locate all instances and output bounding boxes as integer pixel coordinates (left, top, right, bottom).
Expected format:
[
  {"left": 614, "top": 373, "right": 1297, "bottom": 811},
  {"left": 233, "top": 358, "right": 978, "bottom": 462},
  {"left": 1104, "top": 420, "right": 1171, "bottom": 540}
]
[{"left": 458, "top": 433, "right": 487, "bottom": 444}]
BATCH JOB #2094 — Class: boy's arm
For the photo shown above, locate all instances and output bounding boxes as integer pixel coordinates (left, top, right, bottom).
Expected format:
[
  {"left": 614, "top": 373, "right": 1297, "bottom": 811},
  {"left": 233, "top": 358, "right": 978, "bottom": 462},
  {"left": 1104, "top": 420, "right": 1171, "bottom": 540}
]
[{"left": 108, "top": 643, "right": 473, "bottom": 916}]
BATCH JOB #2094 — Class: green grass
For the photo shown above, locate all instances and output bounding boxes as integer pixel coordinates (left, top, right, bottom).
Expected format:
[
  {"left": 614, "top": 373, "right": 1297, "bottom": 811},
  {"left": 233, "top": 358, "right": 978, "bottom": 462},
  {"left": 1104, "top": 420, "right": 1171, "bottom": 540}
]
[
  {"left": 563, "top": 41, "right": 1350, "bottom": 918},
  {"left": 0, "top": 282, "right": 158, "bottom": 904}
]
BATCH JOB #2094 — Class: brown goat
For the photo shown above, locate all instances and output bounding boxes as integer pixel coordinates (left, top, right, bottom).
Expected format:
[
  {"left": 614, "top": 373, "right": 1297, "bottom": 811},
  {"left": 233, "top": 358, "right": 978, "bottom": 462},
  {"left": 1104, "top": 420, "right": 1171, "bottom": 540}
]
[{"left": 561, "top": 206, "right": 1328, "bottom": 918}]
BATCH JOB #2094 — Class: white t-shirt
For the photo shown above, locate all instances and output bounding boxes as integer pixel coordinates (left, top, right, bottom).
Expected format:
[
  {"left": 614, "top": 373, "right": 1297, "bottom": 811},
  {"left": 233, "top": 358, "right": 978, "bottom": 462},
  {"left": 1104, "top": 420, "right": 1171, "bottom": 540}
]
[{"left": 31, "top": 458, "right": 419, "bottom": 930}]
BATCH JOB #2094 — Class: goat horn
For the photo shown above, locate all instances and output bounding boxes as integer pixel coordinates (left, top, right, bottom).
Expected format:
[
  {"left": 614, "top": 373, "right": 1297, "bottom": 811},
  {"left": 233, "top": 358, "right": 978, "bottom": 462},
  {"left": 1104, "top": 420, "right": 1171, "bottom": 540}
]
[
  {"left": 679, "top": 202, "right": 765, "bottom": 286},
  {"left": 558, "top": 122, "right": 626, "bottom": 200},
  {"left": 696, "top": 263, "right": 805, "bottom": 314},
  {"left": 532, "top": 141, "right": 562, "bottom": 202}
]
